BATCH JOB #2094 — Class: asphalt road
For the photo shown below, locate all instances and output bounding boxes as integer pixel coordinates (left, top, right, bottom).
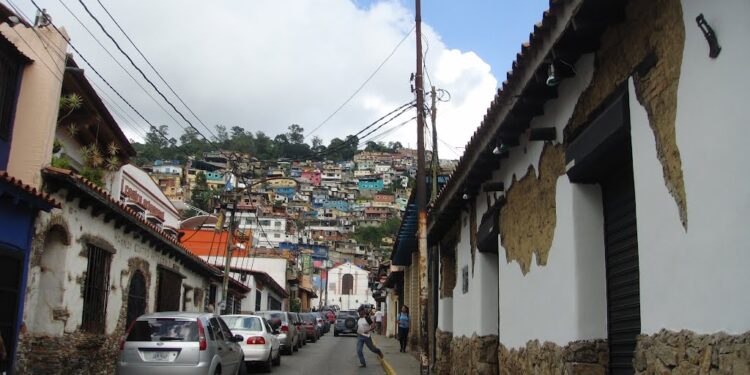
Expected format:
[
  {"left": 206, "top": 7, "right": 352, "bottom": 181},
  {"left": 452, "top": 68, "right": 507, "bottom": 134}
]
[{"left": 246, "top": 333, "right": 386, "bottom": 375}]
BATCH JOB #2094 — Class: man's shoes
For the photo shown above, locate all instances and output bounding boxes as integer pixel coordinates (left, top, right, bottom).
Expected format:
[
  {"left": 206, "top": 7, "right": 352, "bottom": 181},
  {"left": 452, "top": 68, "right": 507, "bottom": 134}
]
[{"left": 359, "top": 364, "right": 367, "bottom": 368}]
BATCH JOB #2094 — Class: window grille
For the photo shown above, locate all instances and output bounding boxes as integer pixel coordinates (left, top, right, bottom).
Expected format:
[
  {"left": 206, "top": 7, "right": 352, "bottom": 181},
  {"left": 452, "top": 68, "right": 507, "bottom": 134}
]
[
  {"left": 81, "top": 245, "right": 112, "bottom": 333},
  {"left": 255, "top": 290, "right": 262, "bottom": 311},
  {"left": 342, "top": 273, "right": 354, "bottom": 295},
  {"left": 0, "top": 38, "right": 23, "bottom": 141}
]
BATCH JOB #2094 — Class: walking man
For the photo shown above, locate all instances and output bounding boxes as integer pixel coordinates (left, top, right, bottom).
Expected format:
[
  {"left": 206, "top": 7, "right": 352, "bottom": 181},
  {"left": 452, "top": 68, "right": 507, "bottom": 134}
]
[
  {"left": 356, "top": 306, "right": 383, "bottom": 368},
  {"left": 374, "top": 308, "right": 383, "bottom": 334}
]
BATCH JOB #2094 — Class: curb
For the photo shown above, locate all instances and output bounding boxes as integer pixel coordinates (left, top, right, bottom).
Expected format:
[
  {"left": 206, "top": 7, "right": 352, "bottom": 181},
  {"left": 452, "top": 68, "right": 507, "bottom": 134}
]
[{"left": 372, "top": 336, "right": 397, "bottom": 375}]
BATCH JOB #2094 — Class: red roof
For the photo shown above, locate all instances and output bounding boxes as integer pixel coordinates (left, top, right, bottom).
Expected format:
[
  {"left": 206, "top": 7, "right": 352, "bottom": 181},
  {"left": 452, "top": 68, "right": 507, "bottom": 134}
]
[{"left": 0, "top": 171, "right": 60, "bottom": 209}]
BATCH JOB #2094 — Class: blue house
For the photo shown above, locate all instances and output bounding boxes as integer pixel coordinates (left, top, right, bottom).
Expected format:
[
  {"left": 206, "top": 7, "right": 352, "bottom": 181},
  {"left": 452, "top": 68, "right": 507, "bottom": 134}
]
[
  {"left": 323, "top": 200, "right": 349, "bottom": 212},
  {"left": 358, "top": 177, "right": 384, "bottom": 191},
  {"left": 274, "top": 186, "right": 296, "bottom": 200}
]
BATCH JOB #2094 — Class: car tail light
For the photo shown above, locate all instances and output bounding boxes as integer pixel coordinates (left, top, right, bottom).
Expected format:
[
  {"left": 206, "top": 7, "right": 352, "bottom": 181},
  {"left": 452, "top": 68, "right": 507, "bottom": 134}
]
[
  {"left": 246, "top": 336, "right": 266, "bottom": 345},
  {"left": 119, "top": 319, "right": 138, "bottom": 351},
  {"left": 280, "top": 324, "right": 289, "bottom": 333},
  {"left": 196, "top": 319, "right": 207, "bottom": 351}
]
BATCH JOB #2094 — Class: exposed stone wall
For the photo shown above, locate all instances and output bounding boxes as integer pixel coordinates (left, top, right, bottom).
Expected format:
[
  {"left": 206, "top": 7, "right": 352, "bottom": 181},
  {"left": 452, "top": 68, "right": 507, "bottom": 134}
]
[
  {"left": 435, "top": 329, "right": 453, "bottom": 375},
  {"left": 635, "top": 330, "right": 750, "bottom": 374},
  {"left": 499, "top": 143, "right": 565, "bottom": 274},
  {"left": 450, "top": 334, "right": 499, "bottom": 375},
  {"left": 564, "top": 0, "right": 687, "bottom": 230},
  {"left": 500, "top": 339, "right": 608, "bottom": 375}
]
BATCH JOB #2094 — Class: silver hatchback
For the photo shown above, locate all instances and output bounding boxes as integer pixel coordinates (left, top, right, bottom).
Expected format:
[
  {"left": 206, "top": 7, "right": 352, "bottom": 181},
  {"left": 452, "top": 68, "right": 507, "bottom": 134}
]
[{"left": 116, "top": 312, "right": 245, "bottom": 375}]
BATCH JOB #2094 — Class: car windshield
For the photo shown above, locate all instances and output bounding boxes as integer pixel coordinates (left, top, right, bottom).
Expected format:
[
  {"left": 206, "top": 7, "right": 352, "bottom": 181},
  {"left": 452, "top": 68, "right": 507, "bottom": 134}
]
[
  {"left": 338, "top": 310, "right": 357, "bottom": 318},
  {"left": 223, "top": 316, "right": 263, "bottom": 331},
  {"left": 302, "top": 314, "right": 316, "bottom": 323},
  {"left": 127, "top": 318, "right": 199, "bottom": 342}
]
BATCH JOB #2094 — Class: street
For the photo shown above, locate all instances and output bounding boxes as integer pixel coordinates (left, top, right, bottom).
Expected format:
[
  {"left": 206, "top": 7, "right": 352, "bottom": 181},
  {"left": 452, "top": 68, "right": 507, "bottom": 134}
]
[{"left": 247, "top": 334, "right": 385, "bottom": 375}]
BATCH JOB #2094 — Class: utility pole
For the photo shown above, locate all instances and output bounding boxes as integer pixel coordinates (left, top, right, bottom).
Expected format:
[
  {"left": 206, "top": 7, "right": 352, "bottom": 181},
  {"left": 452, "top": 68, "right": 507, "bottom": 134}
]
[
  {"left": 430, "top": 85, "right": 439, "bottom": 204},
  {"left": 414, "top": 0, "right": 430, "bottom": 373},
  {"left": 221, "top": 192, "right": 238, "bottom": 314}
]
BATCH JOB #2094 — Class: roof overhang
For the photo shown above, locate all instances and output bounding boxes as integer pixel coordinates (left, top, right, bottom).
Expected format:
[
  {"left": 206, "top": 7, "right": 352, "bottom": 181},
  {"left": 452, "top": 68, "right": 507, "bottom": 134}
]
[{"left": 428, "top": 0, "right": 627, "bottom": 243}]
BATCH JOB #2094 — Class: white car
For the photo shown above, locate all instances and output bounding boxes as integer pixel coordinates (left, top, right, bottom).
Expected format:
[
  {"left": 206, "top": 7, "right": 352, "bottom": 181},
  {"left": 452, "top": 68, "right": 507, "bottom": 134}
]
[{"left": 222, "top": 315, "right": 281, "bottom": 372}]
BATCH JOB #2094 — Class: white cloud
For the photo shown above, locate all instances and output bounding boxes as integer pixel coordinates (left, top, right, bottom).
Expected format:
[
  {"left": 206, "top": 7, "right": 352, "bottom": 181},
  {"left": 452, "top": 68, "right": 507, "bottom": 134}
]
[{"left": 21, "top": 0, "right": 497, "bottom": 159}]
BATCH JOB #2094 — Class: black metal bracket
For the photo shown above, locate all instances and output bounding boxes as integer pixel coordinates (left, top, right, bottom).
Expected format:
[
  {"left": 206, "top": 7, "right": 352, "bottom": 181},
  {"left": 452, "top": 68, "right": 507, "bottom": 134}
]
[{"left": 696, "top": 14, "right": 721, "bottom": 59}]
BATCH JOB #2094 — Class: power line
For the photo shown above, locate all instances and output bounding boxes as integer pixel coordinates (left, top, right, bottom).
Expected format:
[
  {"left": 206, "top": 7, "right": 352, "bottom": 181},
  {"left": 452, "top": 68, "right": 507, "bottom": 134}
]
[
  {"left": 305, "top": 24, "right": 416, "bottom": 138},
  {"left": 94, "top": 0, "right": 216, "bottom": 140},
  {"left": 57, "top": 0, "right": 189, "bottom": 135},
  {"left": 75, "top": 0, "right": 216, "bottom": 143}
]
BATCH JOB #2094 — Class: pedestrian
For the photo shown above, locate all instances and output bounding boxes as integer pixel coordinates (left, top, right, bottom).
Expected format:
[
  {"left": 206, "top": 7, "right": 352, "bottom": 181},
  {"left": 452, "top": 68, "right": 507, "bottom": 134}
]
[
  {"left": 397, "top": 305, "right": 410, "bottom": 352},
  {"left": 356, "top": 306, "right": 383, "bottom": 368},
  {"left": 374, "top": 308, "right": 383, "bottom": 334}
]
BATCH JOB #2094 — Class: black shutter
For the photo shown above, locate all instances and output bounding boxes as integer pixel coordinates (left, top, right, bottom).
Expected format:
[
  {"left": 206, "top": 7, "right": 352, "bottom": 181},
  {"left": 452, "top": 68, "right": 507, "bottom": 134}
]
[{"left": 602, "top": 163, "right": 641, "bottom": 375}]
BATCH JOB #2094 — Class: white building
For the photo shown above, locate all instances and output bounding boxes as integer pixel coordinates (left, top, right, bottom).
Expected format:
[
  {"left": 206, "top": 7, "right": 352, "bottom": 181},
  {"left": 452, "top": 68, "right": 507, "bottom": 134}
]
[
  {"left": 421, "top": 1, "right": 750, "bottom": 373},
  {"left": 324, "top": 262, "right": 375, "bottom": 310}
]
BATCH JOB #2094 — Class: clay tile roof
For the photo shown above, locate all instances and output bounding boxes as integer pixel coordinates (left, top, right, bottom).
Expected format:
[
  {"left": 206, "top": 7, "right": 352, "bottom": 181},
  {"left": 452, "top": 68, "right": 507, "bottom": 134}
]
[
  {"left": 0, "top": 170, "right": 61, "bottom": 209},
  {"left": 42, "top": 167, "right": 249, "bottom": 292}
]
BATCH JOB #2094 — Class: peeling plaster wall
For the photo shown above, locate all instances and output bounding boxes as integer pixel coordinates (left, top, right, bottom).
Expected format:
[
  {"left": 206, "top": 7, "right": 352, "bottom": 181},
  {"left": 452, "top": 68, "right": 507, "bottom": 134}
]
[
  {"left": 18, "top": 190, "right": 212, "bottom": 373},
  {"left": 630, "top": 0, "right": 750, "bottom": 334},
  {"left": 451, "top": 210, "right": 499, "bottom": 337},
  {"left": 25, "top": 192, "right": 210, "bottom": 334},
  {"left": 494, "top": 54, "right": 608, "bottom": 349},
  {"left": 565, "top": 0, "right": 689, "bottom": 230}
]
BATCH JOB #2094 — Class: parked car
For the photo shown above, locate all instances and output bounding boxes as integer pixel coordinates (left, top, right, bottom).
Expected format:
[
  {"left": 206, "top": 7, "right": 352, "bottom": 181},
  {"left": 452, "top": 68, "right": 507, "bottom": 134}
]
[
  {"left": 258, "top": 311, "right": 299, "bottom": 355},
  {"left": 334, "top": 310, "right": 359, "bottom": 336},
  {"left": 321, "top": 309, "right": 336, "bottom": 325},
  {"left": 300, "top": 313, "right": 320, "bottom": 342},
  {"left": 116, "top": 312, "right": 245, "bottom": 375},
  {"left": 315, "top": 312, "right": 329, "bottom": 334},
  {"left": 290, "top": 312, "right": 306, "bottom": 348},
  {"left": 222, "top": 315, "right": 281, "bottom": 373}
]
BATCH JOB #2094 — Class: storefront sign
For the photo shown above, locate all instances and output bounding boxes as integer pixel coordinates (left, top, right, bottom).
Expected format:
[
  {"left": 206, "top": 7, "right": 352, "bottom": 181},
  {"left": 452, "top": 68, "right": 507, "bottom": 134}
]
[{"left": 123, "top": 184, "right": 166, "bottom": 221}]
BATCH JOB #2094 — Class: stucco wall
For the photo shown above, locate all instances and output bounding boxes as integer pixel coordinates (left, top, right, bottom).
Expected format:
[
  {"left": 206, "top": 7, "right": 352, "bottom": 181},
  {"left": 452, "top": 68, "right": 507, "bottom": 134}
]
[
  {"left": 1, "top": 24, "right": 68, "bottom": 188},
  {"left": 629, "top": 0, "right": 750, "bottom": 335},
  {"left": 326, "top": 263, "right": 374, "bottom": 310},
  {"left": 25, "top": 194, "right": 210, "bottom": 336}
]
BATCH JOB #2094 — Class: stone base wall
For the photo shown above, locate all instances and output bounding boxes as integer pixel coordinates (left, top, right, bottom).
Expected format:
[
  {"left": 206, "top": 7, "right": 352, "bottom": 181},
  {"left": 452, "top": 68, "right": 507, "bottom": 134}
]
[
  {"left": 15, "top": 331, "right": 121, "bottom": 375},
  {"left": 500, "top": 339, "right": 608, "bottom": 375},
  {"left": 635, "top": 330, "right": 750, "bottom": 374},
  {"left": 435, "top": 329, "right": 453, "bottom": 375},
  {"left": 449, "top": 334, "right": 499, "bottom": 375}
]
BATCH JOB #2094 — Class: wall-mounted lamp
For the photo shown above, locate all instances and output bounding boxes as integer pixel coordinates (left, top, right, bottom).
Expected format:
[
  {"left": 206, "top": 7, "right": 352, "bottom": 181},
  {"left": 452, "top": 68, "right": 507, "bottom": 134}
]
[
  {"left": 696, "top": 14, "right": 721, "bottom": 58},
  {"left": 529, "top": 127, "right": 557, "bottom": 141},
  {"left": 546, "top": 64, "right": 560, "bottom": 87}
]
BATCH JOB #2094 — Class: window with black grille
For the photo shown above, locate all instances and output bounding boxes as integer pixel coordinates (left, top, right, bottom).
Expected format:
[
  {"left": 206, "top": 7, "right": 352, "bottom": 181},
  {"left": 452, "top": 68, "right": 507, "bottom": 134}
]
[
  {"left": 81, "top": 245, "right": 112, "bottom": 333},
  {"left": 156, "top": 267, "right": 182, "bottom": 312},
  {"left": 255, "top": 290, "right": 262, "bottom": 311}
]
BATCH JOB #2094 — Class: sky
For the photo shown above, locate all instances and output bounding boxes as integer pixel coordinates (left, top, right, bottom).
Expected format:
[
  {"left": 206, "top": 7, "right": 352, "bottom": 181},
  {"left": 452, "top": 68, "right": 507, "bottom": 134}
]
[{"left": 8, "top": 0, "right": 549, "bottom": 159}]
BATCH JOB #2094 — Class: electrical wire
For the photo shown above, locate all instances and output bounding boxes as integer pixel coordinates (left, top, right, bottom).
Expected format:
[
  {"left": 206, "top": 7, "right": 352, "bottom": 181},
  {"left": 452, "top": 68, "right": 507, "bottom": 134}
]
[
  {"left": 57, "top": 0, "right": 189, "bottom": 135},
  {"left": 305, "top": 24, "right": 416, "bottom": 138},
  {"left": 75, "top": 0, "right": 217, "bottom": 143},
  {"left": 94, "top": 0, "right": 216, "bottom": 141}
]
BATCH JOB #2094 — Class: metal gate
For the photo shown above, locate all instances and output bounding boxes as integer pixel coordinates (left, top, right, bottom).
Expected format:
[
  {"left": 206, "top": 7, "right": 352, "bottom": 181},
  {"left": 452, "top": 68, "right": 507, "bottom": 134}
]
[
  {"left": 602, "top": 162, "right": 641, "bottom": 375},
  {"left": 126, "top": 271, "right": 147, "bottom": 327}
]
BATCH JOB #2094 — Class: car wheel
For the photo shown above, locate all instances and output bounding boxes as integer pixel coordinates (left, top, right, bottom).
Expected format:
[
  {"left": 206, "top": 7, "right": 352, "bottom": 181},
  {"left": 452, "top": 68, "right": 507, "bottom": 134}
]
[
  {"left": 261, "top": 353, "right": 273, "bottom": 373},
  {"left": 334, "top": 330, "right": 339, "bottom": 337},
  {"left": 214, "top": 365, "right": 222, "bottom": 375},
  {"left": 286, "top": 344, "right": 294, "bottom": 355},
  {"left": 238, "top": 362, "right": 247, "bottom": 375},
  {"left": 273, "top": 349, "right": 281, "bottom": 366}
]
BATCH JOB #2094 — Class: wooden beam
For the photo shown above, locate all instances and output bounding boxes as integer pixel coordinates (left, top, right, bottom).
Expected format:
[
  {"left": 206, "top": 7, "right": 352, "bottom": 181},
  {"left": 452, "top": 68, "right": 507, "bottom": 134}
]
[{"left": 103, "top": 211, "right": 116, "bottom": 223}]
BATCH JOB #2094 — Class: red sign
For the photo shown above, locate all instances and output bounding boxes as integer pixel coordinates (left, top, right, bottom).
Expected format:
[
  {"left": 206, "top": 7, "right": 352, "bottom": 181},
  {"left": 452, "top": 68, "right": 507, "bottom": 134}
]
[{"left": 123, "top": 184, "right": 166, "bottom": 221}]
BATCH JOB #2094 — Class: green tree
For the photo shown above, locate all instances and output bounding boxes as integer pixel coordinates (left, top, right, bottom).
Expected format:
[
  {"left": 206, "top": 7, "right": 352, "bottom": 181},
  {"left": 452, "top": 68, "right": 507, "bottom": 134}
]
[
  {"left": 287, "top": 124, "right": 305, "bottom": 144},
  {"left": 191, "top": 171, "right": 213, "bottom": 212}
]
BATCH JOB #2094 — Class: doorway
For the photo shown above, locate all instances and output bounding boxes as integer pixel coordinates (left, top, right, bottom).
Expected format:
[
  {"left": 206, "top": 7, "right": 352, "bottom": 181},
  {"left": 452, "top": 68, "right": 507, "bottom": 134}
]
[{"left": 126, "top": 271, "right": 147, "bottom": 328}]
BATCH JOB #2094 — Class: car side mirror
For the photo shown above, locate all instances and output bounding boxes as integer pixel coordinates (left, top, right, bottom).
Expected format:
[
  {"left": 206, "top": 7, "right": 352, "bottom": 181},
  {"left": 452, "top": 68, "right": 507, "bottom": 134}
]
[{"left": 230, "top": 334, "right": 243, "bottom": 343}]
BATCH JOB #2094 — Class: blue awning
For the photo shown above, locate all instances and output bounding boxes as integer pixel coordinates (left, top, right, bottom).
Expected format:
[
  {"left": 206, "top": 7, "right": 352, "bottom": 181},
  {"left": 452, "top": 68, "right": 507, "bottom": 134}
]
[{"left": 391, "top": 201, "right": 417, "bottom": 266}]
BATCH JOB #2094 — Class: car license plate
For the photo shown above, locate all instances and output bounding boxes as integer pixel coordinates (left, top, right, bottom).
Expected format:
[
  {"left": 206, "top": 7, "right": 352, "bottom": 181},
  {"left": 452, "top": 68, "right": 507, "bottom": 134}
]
[{"left": 143, "top": 351, "right": 178, "bottom": 362}]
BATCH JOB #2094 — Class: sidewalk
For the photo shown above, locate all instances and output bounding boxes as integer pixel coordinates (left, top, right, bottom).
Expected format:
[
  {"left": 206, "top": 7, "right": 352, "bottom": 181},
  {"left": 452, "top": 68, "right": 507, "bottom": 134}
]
[{"left": 372, "top": 333, "right": 420, "bottom": 375}]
